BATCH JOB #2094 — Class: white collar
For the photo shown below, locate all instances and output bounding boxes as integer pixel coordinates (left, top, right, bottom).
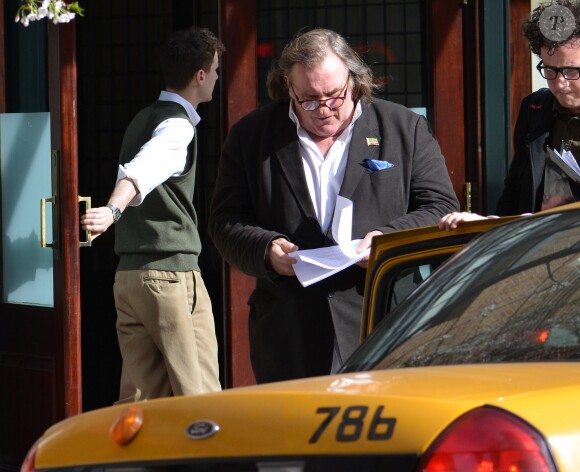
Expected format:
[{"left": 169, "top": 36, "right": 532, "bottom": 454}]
[{"left": 158, "top": 90, "right": 201, "bottom": 126}]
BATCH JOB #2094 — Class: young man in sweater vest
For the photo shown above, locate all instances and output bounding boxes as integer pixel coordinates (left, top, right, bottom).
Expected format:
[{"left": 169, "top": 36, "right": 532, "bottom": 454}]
[{"left": 81, "top": 27, "right": 225, "bottom": 402}]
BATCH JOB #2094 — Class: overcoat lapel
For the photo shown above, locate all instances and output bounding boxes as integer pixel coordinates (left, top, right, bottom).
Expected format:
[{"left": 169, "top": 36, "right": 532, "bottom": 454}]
[
  {"left": 322, "top": 103, "right": 382, "bottom": 240},
  {"left": 272, "top": 119, "right": 321, "bottom": 233},
  {"left": 339, "top": 103, "right": 381, "bottom": 200},
  {"left": 525, "top": 93, "right": 555, "bottom": 205}
]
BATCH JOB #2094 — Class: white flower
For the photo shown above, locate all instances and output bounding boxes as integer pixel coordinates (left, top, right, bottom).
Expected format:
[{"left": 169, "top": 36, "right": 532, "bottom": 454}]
[{"left": 16, "top": 0, "right": 83, "bottom": 27}]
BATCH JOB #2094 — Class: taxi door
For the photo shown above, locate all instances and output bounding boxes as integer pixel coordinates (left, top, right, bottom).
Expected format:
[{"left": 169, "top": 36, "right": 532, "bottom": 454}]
[{"left": 361, "top": 217, "right": 519, "bottom": 341}]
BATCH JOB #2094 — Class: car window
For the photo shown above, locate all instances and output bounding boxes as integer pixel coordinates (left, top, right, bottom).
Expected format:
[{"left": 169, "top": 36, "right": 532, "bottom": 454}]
[
  {"left": 361, "top": 217, "right": 518, "bottom": 339},
  {"left": 343, "top": 212, "right": 580, "bottom": 372},
  {"left": 385, "top": 263, "right": 439, "bottom": 311}
]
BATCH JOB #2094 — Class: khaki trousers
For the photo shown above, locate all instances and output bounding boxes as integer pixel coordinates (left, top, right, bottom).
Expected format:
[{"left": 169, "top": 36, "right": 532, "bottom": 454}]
[{"left": 114, "top": 269, "right": 221, "bottom": 403}]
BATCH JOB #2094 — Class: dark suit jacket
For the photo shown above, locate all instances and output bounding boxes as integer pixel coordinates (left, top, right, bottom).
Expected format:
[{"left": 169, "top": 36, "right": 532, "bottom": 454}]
[
  {"left": 209, "top": 99, "right": 459, "bottom": 382},
  {"left": 495, "top": 88, "right": 555, "bottom": 215}
]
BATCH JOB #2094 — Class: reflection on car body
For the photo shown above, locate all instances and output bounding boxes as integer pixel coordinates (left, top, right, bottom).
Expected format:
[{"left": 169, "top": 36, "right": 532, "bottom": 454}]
[{"left": 22, "top": 204, "right": 580, "bottom": 472}]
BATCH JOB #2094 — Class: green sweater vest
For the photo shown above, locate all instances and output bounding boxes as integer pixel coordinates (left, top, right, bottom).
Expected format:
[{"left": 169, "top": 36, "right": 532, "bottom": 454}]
[{"left": 114, "top": 100, "right": 201, "bottom": 272}]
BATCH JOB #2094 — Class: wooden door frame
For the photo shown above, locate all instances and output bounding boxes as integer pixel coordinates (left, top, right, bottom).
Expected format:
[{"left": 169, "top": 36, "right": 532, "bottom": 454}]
[
  {"left": 431, "top": 0, "right": 466, "bottom": 208},
  {"left": 220, "top": 0, "right": 258, "bottom": 388},
  {"left": 0, "top": 16, "right": 81, "bottom": 466},
  {"left": 51, "top": 20, "right": 82, "bottom": 418},
  {"left": 509, "top": 1, "right": 532, "bottom": 158},
  {"left": 220, "top": 0, "right": 471, "bottom": 388}
]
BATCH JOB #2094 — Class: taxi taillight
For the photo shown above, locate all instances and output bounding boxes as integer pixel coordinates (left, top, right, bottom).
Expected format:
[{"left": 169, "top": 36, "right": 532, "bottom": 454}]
[
  {"left": 109, "top": 406, "right": 144, "bottom": 446},
  {"left": 418, "top": 406, "right": 557, "bottom": 472}
]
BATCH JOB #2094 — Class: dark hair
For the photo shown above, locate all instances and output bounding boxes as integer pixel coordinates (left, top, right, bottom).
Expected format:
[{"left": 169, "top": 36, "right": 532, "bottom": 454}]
[
  {"left": 160, "top": 26, "right": 225, "bottom": 90},
  {"left": 266, "top": 28, "right": 378, "bottom": 103},
  {"left": 523, "top": 0, "right": 580, "bottom": 55}
]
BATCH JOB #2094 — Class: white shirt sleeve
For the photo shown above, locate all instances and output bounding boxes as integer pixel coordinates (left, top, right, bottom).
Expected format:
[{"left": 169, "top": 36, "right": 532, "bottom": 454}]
[{"left": 117, "top": 117, "right": 195, "bottom": 206}]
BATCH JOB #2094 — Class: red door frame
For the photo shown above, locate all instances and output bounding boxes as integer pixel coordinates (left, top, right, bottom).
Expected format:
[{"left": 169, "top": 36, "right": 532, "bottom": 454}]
[
  {"left": 221, "top": 0, "right": 258, "bottom": 387},
  {"left": 0, "top": 17, "right": 81, "bottom": 466},
  {"left": 53, "top": 20, "right": 83, "bottom": 418}
]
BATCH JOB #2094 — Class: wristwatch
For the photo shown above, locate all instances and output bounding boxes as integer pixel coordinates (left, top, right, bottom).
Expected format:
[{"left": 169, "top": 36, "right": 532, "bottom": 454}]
[{"left": 106, "top": 203, "right": 122, "bottom": 223}]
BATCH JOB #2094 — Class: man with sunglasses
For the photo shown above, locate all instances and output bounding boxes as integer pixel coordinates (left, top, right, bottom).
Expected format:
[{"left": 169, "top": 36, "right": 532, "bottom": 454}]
[
  {"left": 209, "top": 28, "right": 459, "bottom": 383},
  {"left": 440, "top": 1, "right": 580, "bottom": 231}
]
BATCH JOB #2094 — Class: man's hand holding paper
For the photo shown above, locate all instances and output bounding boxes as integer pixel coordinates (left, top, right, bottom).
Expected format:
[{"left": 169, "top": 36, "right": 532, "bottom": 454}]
[
  {"left": 289, "top": 196, "right": 377, "bottom": 287},
  {"left": 266, "top": 237, "right": 299, "bottom": 276}
]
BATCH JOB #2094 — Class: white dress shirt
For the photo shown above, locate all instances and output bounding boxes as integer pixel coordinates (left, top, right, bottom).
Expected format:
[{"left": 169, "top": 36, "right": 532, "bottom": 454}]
[
  {"left": 289, "top": 101, "right": 362, "bottom": 233},
  {"left": 117, "top": 90, "right": 200, "bottom": 206}
]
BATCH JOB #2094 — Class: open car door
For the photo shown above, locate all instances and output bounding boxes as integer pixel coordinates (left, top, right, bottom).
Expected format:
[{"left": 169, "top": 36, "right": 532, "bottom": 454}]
[{"left": 361, "top": 216, "right": 519, "bottom": 341}]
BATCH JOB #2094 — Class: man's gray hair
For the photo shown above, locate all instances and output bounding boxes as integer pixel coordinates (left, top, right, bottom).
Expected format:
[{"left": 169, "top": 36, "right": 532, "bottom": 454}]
[{"left": 267, "top": 28, "right": 377, "bottom": 103}]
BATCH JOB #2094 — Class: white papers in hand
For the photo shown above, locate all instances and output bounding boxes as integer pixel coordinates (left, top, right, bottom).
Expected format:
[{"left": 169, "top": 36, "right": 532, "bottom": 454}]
[
  {"left": 291, "top": 240, "right": 369, "bottom": 287},
  {"left": 554, "top": 148, "right": 580, "bottom": 176},
  {"left": 331, "top": 195, "right": 353, "bottom": 246},
  {"left": 290, "top": 196, "right": 370, "bottom": 287}
]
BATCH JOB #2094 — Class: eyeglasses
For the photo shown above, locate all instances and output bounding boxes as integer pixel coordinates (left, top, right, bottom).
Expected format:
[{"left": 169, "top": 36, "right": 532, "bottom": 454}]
[
  {"left": 536, "top": 61, "right": 580, "bottom": 80},
  {"left": 290, "top": 77, "right": 349, "bottom": 111}
]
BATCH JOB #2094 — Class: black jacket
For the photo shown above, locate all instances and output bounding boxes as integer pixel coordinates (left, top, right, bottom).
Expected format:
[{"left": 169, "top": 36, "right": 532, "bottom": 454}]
[
  {"left": 495, "top": 88, "right": 555, "bottom": 215},
  {"left": 209, "top": 99, "right": 459, "bottom": 382}
]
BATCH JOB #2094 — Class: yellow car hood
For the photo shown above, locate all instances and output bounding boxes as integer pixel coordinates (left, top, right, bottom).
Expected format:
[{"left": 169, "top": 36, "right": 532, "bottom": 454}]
[{"left": 35, "top": 363, "right": 580, "bottom": 470}]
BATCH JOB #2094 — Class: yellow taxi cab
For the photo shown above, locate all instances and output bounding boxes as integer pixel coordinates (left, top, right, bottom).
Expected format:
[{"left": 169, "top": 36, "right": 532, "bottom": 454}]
[{"left": 22, "top": 204, "right": 580, "bottom": 472}]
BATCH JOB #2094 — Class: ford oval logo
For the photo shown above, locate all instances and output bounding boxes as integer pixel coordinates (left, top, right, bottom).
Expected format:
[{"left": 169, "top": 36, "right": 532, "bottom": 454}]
[{"left": 185, "top": 420, "right": 220, "bottom": 439}]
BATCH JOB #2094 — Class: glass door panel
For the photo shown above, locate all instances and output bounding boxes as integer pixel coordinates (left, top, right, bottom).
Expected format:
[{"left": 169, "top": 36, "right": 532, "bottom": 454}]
[{"left": 0, "top": 112, "right": 54, "bottom": 306}]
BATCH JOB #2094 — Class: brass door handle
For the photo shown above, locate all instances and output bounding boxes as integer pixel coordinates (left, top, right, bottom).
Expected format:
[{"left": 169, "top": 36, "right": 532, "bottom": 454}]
[
  {"left": 40, "top": 196, "right": 56, "bottom": 248},
  {"left": 464, "top": 182, "right": 472, "bottom": 213},
  {"left": 79, "top": 196, "right": 92, "bottom": 247}
]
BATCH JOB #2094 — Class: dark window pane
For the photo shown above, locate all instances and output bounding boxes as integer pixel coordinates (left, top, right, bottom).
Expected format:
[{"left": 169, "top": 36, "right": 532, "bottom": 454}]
[{"left": 257, "top": 0, "right": 428, "bottom": 109}]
